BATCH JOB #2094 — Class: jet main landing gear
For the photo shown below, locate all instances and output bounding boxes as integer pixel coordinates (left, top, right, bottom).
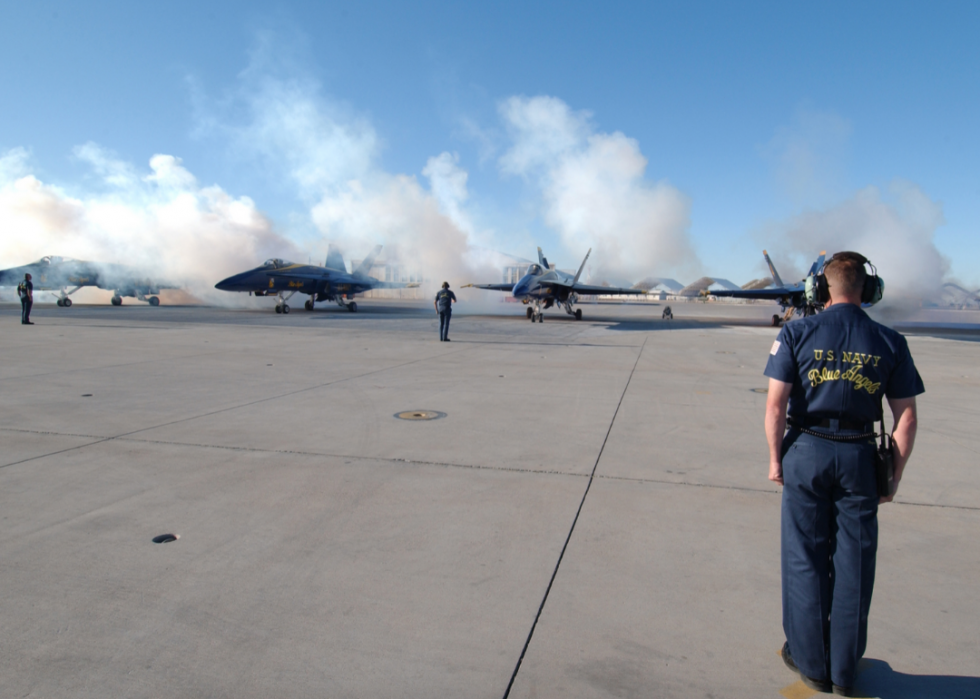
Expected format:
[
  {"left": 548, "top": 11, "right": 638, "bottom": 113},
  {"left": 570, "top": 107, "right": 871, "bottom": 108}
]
[
  {"left": 561, "top": 295, "right": 582, "bottom": 320},
  {"left": 335, "top": 297, "right": 357, "bottom": 312}
]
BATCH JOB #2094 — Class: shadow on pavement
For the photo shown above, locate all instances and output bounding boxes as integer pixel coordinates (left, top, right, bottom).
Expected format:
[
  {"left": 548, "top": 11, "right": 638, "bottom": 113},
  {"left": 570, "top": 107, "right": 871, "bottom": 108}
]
[
  {"left": 855, "top": 658, "right": 980, "bottom": 698},
  {"left": 600, "top": 318, "right": 775, "bottom": 332}
]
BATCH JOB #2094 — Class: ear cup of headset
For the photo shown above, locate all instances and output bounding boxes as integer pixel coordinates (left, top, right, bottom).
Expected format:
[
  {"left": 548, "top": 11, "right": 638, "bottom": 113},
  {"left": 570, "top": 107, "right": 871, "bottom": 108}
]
[
  {"left": 864, "top": 276, "right": 884, "bottom": 305},
  {"left": 805, "top": 274, "right": 830, "bottom": 305}
]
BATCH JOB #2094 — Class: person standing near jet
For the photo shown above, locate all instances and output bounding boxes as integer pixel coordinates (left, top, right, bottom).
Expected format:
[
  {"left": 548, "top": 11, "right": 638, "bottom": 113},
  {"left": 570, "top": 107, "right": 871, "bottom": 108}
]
[
  {"left": 434, "top": 281, "right": 457, "bottom": 341},
  {"left": 764, "top": 252, "right": 922, "bottom": 695},
  {"left": 18, "top": 273, "right": 34, "bottom": 325}
]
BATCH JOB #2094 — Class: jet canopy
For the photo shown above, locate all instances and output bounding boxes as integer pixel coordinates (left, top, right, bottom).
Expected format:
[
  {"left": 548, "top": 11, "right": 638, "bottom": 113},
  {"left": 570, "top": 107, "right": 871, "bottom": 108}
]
[
  {"left": 39, "top": 256, "right": 70, "bottom": 265},
  {"left": 526, "top": 263, "right": 543, "bottom": 276},
  {"left": 263, "top": 259, "right": 292, "bottom": 269}
]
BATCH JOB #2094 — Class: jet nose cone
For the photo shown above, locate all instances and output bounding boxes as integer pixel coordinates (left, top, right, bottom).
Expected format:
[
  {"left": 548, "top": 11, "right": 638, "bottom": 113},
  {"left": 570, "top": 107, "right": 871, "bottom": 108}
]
[{"left": 215, "top": 273, "right": 245, "bottom": 291}]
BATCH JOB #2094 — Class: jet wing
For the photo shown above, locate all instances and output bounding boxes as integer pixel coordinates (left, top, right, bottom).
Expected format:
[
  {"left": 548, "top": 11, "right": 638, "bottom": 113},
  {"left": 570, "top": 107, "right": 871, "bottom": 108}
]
[
  {"left": 702, "top": 287, "right": 796, "bottom": 300},
  {"left": 367, "top": 281, "right": 420, "bottom": 289},
  {"left": 267, "top": 270, "right": 419, "bottom": 289},
  {"left": 543, "top": 281, "right": 646, "bottom": 296},
  {"left": 461, "top": 283, "right": 515, "bottom": 292},
  {"left": 266, "top": 271, "right": 333, "bottom": 280}
]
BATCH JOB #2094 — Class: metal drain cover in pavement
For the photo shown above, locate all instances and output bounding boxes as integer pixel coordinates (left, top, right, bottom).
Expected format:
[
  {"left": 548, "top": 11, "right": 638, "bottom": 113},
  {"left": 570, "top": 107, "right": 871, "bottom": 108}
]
[
  {"left": 394, "top": 410, "right": 447, "bottom": 421},
  {"left": 751, "top": 387, "right": 769, "bottom": 394}
]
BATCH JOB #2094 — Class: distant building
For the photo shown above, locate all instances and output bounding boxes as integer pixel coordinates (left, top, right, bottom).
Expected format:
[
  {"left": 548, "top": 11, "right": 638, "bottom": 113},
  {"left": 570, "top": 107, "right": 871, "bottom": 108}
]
[
  {"left": 678, "top": 276, "right": 741, "bottom": 298},
  {"left": 939, "top": 283, "right": 980, "bottom": 309}
]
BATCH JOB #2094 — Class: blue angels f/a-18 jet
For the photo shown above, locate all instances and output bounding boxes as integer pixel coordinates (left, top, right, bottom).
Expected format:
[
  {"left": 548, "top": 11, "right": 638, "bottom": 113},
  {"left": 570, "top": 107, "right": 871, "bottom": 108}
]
[
  {"left": 463, "top": 247, "right": 646, "bottom": 322},
  {"left": 700, "top": 250, "right": 826, "bottom": 326},
  {"left": 215, "top": 244, "right": 417, "bottom": 314},
  {"left": 0, "top": 255, "right": 176, "bottom": 307}
]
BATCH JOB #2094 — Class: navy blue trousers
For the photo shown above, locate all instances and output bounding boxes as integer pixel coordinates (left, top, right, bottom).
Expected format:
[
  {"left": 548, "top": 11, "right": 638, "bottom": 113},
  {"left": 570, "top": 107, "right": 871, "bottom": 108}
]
[
  {"left": 439, "top": 311, "right": 451, "bottom": 341},
  {"left": 21, "top": 298, "right": 32, "bottom": 323},
  {"left": 781, "top": 429, "right": 879, "bottom": 688}
]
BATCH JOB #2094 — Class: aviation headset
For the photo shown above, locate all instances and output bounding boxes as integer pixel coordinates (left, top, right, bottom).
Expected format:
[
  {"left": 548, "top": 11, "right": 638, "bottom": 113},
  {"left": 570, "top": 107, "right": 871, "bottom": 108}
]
[{"left": 804, "top": 251, "right": 884, "bottom": 306}]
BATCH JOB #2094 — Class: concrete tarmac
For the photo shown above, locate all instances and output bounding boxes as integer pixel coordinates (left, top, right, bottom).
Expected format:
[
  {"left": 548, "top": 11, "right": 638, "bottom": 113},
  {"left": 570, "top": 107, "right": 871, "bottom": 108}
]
[{"left": 2, "top": 300, "right": 978, "bottom": 698}]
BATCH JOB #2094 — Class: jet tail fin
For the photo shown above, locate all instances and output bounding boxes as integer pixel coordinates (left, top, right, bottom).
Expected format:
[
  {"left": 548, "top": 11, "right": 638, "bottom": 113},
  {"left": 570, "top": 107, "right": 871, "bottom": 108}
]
[
  {"left": 807, "top": 251, "right": 827, "bottom": 277},
  {"left": 353, "top": 245, "right": 383, "bottom": 275},
  {"left": 324, "top": 244, "right": 346, "bottom": 271},
  {"left": 572, "top": 248, "right": 591, "bottom": 285},
  {"left": 763, "top": 250, "right": 785, "bottom": 288},
  {"left": 538, "top": 247, "right": 551, "bottom": 270}
]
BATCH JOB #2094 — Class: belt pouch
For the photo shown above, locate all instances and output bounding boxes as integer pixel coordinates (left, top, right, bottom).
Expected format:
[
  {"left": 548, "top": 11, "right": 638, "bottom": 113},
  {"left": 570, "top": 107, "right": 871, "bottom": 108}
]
[{"left": 875, "top": 430, "right": 895, "bottom": 497}]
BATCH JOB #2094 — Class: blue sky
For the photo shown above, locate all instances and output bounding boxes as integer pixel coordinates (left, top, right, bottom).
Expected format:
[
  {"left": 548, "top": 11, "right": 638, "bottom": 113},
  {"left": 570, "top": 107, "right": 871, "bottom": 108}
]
[{"left": 1, "top": 0, "right": 977, "bottom": 293}]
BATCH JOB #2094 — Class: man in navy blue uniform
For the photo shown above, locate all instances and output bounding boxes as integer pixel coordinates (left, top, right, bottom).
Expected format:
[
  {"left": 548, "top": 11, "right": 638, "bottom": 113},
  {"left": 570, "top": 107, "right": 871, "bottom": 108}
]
[
  {"left": 434, "top": 281, "right": 457, "bottom": 341},
  {"left": 18, "top": 273, "right": 34, "bottom": 325},
  {"left": 764, "top": 252, "right": 923, "bottom": 695}
]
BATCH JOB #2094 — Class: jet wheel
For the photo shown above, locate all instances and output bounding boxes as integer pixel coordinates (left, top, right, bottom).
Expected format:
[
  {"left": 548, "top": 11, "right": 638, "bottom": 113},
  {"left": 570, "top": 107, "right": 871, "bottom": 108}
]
[
  {"left": 282, "top": 304, "right": 290, "bottom": 314},
  {"left": 148, "top": 297, "right": 160, "bottom": 307},
  {"left": 304, "top": 300, "right": 314, "bottom": 311},
  {"left": 275, "top": 305, "right": 283, "bottom": 314},
  {"left": 348, "top": 302, "right": 357, "bottom": 313},
  {"left": 538, "top": 314, "right": 543, "bottom": 323},
  {"left": 574, "top": 308, "right": 582, "bottom": 321},
  {"left": 56, "top": 298, "right": 63, "bottom": 307},
  {"left": 526, "top": 307, "right": 533, "bottom": 319},
  {"left": 63, "top": 298, "right": 72, "bottom": 308},
  {"left": 111, "top": 296, "right": 122, "bottom": 306}
]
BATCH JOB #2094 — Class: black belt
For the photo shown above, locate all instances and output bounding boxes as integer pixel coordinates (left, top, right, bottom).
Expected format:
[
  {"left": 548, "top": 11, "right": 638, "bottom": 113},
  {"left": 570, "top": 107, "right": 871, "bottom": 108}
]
[{"left": 788, "top": 417, "right": 875, "bottom": 442}]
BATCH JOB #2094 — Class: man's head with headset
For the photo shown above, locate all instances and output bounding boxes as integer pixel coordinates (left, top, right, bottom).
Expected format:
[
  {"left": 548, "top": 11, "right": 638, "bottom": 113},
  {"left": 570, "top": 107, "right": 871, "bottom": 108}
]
[{"left": 806, "top": 251, "right": 884, "bottom": 307}]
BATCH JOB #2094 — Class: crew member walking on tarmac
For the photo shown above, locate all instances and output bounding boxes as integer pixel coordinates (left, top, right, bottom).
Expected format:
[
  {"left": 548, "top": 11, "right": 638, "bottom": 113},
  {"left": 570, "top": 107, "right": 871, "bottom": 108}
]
[
  {"left": 434, "top": 281, "right": 457, "bottom": 341},
  {"left": 764, "top": 252, "right": 923, "bottom": 696},
  {"left": 18, "top": 273, "right": 34, "bottom": 325}
]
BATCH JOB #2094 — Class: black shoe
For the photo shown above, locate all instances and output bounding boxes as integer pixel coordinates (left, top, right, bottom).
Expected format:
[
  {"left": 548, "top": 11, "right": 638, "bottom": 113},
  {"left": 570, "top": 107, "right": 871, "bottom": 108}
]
[
  {"left": 781, "top": 643, "right": 831, "bottom": 693},
  {"left": 444, "top": 338, "right": 450, "bottom": 341},
  {"left": 832, "top": 685, "right": 854, "bottom": 696},
  {"left": 22, "top": 321, "right": 34, "bottom": 325}
]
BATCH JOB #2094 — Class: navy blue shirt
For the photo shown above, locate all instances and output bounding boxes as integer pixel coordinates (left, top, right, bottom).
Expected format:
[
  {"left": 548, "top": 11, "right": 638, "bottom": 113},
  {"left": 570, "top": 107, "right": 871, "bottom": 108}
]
[
  {"left": 435, "top": 289, "right": 456, "bottom": 312},
  {"left": 764, "top": 303, "right": 924, "bottom": 424}
]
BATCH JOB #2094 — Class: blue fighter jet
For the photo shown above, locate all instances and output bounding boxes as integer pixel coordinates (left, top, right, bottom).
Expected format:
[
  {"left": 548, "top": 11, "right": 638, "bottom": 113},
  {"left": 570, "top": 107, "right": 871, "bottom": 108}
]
[
  {"left": 464, "top": 247, "right": 646, "bottom": 322},
  {"left": 700, "top": 250, "right": 827, "bottom": 326},
  {"left": 0, "top": 255, "right": 177, "bottom": 306},
  {"left": 215, "top": 244, "right": 417, "bottom": 314}
]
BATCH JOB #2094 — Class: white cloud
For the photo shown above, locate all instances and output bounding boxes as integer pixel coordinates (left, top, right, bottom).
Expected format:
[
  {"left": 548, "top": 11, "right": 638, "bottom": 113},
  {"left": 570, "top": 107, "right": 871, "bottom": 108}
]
[
  {"left": 0, "top": 145, "right": 300, "bottom": 304},
  {"left": 761, "top": 181, "right": 948, "bottom": 306},
  {"left": 498, "top": 95, "right": 698, "bottom": 281},
  {"left": 0, "top": 147, "right": 31, "bottom": 183}
]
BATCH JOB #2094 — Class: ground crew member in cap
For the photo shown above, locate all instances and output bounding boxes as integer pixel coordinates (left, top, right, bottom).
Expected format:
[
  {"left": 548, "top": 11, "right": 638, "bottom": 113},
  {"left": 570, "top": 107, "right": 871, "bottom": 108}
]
[
  {"left": 764, "top": 252, "right": 923, "bottom": 695},
  {"left": 18, "top": 273, "right": 34, "bottom": 325},
  {"left": 434, "top": 281, "right": 457, "bottom": 341}
]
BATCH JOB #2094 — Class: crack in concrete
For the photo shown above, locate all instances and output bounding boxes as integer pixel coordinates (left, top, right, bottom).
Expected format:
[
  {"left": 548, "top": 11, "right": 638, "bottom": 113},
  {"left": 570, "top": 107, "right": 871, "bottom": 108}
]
[{"left": 502, "top": 337, "right": 649, "bottom": 699}]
